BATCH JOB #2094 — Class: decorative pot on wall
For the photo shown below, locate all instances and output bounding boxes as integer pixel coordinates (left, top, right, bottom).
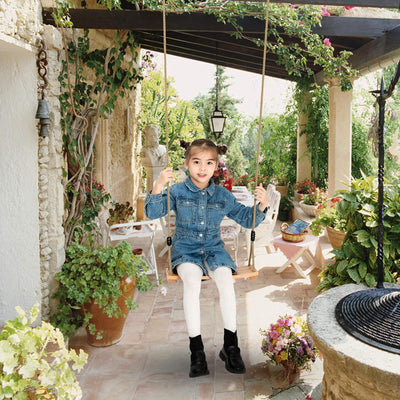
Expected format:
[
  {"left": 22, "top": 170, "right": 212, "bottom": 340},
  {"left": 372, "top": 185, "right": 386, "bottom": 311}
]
[{"left": 84, "top": 276, "right": 137, "bottom": 347}]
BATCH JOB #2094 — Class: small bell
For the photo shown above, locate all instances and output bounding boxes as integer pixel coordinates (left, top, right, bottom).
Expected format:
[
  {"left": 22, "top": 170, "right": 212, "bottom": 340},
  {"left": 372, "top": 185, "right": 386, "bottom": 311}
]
[{"left": 36, "top": 98, "right": 50, "bottom": 137}]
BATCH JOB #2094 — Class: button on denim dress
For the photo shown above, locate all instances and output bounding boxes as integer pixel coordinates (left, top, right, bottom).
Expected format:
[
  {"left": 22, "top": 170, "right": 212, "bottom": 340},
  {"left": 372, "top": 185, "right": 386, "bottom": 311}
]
[{"left": 145, "top": 177, "right": 266, "bottom": 275}]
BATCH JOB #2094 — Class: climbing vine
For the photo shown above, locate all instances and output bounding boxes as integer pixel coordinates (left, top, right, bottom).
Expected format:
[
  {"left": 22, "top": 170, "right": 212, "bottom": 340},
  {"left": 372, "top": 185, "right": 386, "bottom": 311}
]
[{"left": 54, "top": 1, "right": 149, "bottom": 246}]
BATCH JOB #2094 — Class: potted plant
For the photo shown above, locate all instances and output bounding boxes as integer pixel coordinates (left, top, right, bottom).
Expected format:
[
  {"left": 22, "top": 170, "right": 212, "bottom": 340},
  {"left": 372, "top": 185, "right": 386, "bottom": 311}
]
[
  {"left": 278, "top": 195, "right": 293, "bottom": 222},
  {"left": 51, "top": 240, "right": 153, "bottom": 346},
  {"left": 0, "top": 303, "right": 87, "bottom": 399},
  {"left": 108, "top": 201, "right": 138, "bottom": 234},
  {"left": 299, "top": 187, "right": 328, "bottom": 217},
  {"left": 310, "top": 196, "right": 347, "bottom": 248},
  {"left": 293, "top": 178, "right": 316, "bottom": 202},
  {"left": 260, "top": 315, "right": 319, "bottom": 385}
]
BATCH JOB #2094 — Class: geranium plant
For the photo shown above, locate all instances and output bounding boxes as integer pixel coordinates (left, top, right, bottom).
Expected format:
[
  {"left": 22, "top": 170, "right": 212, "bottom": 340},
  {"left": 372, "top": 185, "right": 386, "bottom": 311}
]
[
  {"left": 213, "top": 161, "right": 233, "bottom": 190},
  {"left": 260, "top": 315, "right": 319, "bottom": 371},
  {"left": 294, "top": 178, "right": 317, "bottom": 195},
  {"left": 301, "top": 187, "right": 328, "bottom": 206},
  {"left": 310, "top": 196, "right": 346, "bottom": 235}
]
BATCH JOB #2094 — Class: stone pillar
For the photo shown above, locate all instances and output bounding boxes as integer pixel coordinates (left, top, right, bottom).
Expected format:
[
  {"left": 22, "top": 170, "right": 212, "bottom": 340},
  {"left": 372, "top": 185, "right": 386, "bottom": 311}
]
[
  {"left": 297, "top": 91, "right": 312, "bottom": 183},
  {"left": 140, "top": 125, "right": 167, "bottom": 193},
  {"left": 327, "top": 78, "right": 353, "bottom": 196}
]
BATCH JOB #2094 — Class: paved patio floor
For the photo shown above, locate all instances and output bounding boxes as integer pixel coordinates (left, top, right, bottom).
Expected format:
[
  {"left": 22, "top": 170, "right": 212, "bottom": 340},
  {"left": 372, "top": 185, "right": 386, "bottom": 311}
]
[{"left": 70, "top": 221, "right": 326, "bottom": 400}]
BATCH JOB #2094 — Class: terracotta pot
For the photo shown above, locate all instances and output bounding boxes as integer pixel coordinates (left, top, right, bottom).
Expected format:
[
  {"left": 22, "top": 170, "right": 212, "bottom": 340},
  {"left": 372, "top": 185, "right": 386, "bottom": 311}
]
[
  {"left": 84, "top": 276, "right": 136, "bottom": 347},
  {"left": 299, "top": 200, "right": 317, "bottom": 217},
  {"left": 275, "top": 185, "right": 288, "bottom": 197},
  {"left": 326, "top": 226, "right": 346, "bottom": 249}
]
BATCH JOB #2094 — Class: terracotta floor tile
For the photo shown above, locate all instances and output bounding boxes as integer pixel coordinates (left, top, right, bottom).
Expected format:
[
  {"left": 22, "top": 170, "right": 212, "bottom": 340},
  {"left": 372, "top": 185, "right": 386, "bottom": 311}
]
[{"left": 72, "top": 223, "right": 324, "bottom": 400}]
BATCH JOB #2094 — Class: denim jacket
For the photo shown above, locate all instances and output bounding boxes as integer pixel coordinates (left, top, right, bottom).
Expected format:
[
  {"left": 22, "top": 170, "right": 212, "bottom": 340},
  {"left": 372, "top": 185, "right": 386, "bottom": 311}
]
[{"left": 144, "top": 177, "right": 267, "bottom": 275}]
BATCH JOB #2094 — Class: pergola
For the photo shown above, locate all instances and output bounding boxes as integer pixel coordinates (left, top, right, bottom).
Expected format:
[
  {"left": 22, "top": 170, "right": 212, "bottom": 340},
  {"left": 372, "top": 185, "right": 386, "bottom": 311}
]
[{"left": 42, "top": 0, "right": 400, "bottom": 193}]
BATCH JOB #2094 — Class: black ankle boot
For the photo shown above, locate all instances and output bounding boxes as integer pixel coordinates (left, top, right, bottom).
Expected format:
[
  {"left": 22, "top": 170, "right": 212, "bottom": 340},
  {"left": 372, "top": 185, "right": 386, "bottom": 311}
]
[
  {"left": 219, "top": 329, "right": 246, "bottom": 374},
  {"left": 189, "top": 335, "right": 209, "bottom": 378}
]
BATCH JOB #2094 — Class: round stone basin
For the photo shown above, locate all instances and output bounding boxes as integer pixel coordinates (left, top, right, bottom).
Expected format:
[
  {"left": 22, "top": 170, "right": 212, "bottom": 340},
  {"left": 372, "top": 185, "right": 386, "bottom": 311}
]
[{"left": 308, "top": 283, "right": 400, "bottom": 400}]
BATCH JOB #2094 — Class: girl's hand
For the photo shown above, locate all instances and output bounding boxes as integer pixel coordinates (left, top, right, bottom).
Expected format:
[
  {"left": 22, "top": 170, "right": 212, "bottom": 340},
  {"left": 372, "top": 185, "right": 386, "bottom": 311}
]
[
  {"left": 254, "top": 183, "right": 269, "bottom": 212},
  {"left": 152, "top": 167, "right": 174, "bottom": 194}
]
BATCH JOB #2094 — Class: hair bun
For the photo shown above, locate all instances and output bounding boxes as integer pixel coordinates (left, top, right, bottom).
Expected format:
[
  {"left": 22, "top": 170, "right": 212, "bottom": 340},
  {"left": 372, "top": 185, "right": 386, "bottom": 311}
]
[
  {"left": 218, "top": 144, "right": 227, "bottom": 155},
  {"left": 179, "top": 140, "right": 191, "bottom": 150}
]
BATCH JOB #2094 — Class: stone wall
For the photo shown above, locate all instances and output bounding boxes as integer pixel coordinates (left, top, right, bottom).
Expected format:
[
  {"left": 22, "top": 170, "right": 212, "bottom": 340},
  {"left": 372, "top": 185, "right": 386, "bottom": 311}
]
[{"left": 0, "top": 0, "right": 143, "bottom": 321}]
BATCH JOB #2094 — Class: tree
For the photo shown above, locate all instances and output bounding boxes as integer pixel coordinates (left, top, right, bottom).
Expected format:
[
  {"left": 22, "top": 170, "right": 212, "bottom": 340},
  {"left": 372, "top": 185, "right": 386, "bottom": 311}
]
[
  {"left": 140, "top": 68, "right": 203, "bottom": 169},
  {"left": 192, "top": 66, "right": 248, "bottom": 177}
]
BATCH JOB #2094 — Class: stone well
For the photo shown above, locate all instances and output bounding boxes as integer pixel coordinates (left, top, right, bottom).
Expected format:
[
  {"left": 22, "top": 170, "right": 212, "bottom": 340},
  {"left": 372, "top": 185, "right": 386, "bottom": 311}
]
[{"left": 308, "top": 284, "right": 400, "bottom": 400}]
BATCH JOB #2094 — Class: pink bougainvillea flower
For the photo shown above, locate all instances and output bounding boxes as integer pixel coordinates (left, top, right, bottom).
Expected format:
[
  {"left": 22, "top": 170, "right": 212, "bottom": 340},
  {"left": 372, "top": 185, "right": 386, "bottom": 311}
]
[
  {"left": 290, "top": 4, "right": 296, "bottom": 8},
  {"left": 323, "top": 38, "right": 331, "bottom": 46},
  {"left": 344, "top": 6, "right": 354, "bottom": 10},
  {"left": 321, "top": 5, "right": 330, "bottom": 17},
  {"left": 299, "top": 21, "right": 305, "bottom": 26}
]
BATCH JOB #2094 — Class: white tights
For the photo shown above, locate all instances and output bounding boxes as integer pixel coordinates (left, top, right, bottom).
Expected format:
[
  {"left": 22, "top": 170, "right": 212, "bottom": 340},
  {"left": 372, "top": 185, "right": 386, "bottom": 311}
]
[{"left": 176, "top": 262, "right": 236, "bottom": 337}]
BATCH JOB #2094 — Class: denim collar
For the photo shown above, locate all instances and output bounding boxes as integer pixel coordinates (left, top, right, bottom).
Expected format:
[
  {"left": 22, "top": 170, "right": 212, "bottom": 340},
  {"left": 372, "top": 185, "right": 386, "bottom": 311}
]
[{"left": 184, "top": 176, "right": 216, "bottom": 196}]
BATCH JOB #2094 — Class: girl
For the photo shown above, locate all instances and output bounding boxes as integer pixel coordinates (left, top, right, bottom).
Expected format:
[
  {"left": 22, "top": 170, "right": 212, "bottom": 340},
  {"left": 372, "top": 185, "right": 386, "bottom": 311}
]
[{"left": 144, "top": 139, "right": 268, "bottom": 378}]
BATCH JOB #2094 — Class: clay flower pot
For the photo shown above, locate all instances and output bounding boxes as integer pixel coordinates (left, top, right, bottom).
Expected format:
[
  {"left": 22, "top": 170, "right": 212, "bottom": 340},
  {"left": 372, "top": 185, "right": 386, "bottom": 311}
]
[
  {"left": 326, "top": 226, "right": 346, "bottom": 249},
  {"left": 84, "top": 276, "right": 137, "bottom": 347}
]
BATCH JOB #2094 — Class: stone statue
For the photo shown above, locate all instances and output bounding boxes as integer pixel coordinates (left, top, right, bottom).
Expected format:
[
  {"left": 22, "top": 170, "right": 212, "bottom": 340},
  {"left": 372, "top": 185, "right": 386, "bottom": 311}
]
[{"left": 140, "top": 125, "right": 167, "bottom": 193}]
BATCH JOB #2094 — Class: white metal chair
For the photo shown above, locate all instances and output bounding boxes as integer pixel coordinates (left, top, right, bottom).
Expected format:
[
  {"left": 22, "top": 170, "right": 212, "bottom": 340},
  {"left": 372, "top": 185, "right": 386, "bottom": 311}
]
[{"left": 107, "top": 220, "right": 159, "bottom": 283}]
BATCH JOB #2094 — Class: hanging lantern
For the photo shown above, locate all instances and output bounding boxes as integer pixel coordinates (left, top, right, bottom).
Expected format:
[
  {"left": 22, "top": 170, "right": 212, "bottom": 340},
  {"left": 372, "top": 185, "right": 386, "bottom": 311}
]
[
  {"left": 209, "top": 64, "right": 226, "bottom": 141},
  {"left": 209, "top": 105, "right": 226, "bottom": 137}
]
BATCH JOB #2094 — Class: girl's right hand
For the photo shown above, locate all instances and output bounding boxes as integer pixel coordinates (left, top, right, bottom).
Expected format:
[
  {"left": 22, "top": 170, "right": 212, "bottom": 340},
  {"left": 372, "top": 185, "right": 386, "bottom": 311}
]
[{"left": 152, "top": 167, "right": 174, "bottom": 194}]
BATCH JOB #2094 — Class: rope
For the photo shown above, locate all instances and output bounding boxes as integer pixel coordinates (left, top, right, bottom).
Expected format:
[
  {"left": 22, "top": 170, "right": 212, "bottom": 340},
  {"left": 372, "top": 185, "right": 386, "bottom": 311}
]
[
  {"left": 161, "top": 0, "right": 270, "bottom": 275},
  {"left": 162, "top": 0, "right": 173, "bottom": 274},
  {"left": 248, "top": 0, "right": 270, "bottom": 269}
]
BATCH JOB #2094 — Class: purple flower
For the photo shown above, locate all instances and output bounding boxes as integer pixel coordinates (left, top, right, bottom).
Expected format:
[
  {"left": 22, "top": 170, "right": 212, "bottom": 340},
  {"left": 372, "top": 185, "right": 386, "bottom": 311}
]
[{"left": 296, "top": 346, "right": 304, "bottom": 356}]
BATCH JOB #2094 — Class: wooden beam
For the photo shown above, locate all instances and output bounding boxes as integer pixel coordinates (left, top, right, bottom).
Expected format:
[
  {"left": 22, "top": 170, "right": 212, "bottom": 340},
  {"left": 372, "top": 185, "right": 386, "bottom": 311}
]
[
  {"left": 42, "top": 9, "right": 399, "bottom": 39},
  {"left": 240, "top": 0, "right": 400, "bottom": 7},
  {"left": 315, "top": 24, "right": 400, "bottom": 84}
]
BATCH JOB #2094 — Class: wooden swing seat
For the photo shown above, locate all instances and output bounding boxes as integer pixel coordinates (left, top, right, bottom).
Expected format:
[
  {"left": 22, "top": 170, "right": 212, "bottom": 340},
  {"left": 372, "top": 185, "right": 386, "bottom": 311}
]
[{"left": 166, "top": 265, "right": 258, "bottom": 283}]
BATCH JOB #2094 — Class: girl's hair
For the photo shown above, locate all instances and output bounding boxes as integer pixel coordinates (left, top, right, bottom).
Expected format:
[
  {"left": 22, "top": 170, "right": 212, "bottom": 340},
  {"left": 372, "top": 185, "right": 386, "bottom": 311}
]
[{"left": 180, "top": 139, "right": 227, "bottom": 161}]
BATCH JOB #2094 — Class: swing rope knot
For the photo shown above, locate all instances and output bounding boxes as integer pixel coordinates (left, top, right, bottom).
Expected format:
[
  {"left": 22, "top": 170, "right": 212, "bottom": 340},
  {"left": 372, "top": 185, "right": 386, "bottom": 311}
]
[
  {"left": 250, "top": 231, "right": 256, "bottom": 242},
  {"left": 167, "top": 236, "right": 172, "bottom": 246}
]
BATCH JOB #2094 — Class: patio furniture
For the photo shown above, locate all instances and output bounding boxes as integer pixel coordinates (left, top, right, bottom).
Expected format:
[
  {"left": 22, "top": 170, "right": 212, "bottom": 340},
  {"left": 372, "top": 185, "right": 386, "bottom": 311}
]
[
  {"left": 108, "top": 220, "right": 159, "bottom": 283},
  {"left": 273, "top": 234, "right": 319, "bottom": 278}
]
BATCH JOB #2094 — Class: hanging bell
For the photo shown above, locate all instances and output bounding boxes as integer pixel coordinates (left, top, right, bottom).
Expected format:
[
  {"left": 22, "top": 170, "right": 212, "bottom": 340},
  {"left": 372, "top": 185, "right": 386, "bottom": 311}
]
[{"left": 36, "top": 98, "right": 50, "bottom": 137}]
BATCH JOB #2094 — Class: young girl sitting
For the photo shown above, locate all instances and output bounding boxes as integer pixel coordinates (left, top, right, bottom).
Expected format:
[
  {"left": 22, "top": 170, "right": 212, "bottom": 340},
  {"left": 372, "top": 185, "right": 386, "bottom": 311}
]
[{"left": 144, "top": 139, "right": 268, "bottom": 377}]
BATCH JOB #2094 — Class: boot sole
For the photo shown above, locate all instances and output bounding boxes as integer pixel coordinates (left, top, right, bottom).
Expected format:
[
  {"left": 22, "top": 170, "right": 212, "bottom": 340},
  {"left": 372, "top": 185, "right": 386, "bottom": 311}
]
[
  {"left": 189, "top": 368, "right": 210, "bottom": 378},
  {"left": 219, "top": 349, "right": 246, "bottom": 374}
]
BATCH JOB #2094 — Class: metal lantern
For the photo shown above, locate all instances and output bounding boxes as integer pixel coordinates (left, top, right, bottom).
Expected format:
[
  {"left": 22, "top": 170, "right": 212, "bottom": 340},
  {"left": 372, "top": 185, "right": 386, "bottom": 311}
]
[
  {"left": 209, "top": 64, "right": 226, "bottom": 141},
  {"left": 209, "top": 105, "right": 226, "bottom": 136}
]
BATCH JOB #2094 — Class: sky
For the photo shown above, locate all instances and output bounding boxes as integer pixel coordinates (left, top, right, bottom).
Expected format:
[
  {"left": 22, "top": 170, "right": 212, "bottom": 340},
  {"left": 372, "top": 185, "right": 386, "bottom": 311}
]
[{"left": 152, "top": 52, "right": 294, "bottom": 117}]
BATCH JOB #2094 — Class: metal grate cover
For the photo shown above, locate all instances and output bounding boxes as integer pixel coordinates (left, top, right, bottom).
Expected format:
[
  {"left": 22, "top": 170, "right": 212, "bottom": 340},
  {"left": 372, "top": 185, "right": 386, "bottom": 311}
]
[{"left": 335, "top": 288, "right": 400, "bottom": 355}]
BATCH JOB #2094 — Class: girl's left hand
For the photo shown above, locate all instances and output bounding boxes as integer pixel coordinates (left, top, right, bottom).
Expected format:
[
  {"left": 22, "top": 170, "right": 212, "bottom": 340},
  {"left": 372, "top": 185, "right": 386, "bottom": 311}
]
[{"left": 254, "top": 184, "right": 268, "bottom": 212}]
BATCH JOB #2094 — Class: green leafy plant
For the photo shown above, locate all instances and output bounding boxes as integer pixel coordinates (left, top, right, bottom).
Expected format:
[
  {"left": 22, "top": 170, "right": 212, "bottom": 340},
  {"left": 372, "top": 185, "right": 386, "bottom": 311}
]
[
  {"left": 279, "top": 196, "right": 293, "bottom": 213},
  {"left": 51, "top": 241, "right": 153, "bottom": 339},
  {"left": 0, "top": 303, "right": 87, "bottom": 400},
  {"left": 108, "top": 202, "right": 135, "bottom": 226},
  {"left": 310, "top": 196, "right": 346, "bottom": 236},
  {"left": 317, "top": 174, "right": 400, "bottom": 291}
]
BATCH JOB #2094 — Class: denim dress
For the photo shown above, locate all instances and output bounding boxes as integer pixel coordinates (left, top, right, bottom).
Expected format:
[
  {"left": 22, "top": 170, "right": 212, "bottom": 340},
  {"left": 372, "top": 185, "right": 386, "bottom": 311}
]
[{"left": 144, "top": 177, "right": 267, "bottom": 275}]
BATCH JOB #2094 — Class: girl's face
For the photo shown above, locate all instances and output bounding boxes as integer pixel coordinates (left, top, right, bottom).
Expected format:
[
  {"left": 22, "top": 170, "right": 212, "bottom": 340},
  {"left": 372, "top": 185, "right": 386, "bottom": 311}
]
[{"left": 184, "top": 149, "right": 218, "bottom": 189}]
